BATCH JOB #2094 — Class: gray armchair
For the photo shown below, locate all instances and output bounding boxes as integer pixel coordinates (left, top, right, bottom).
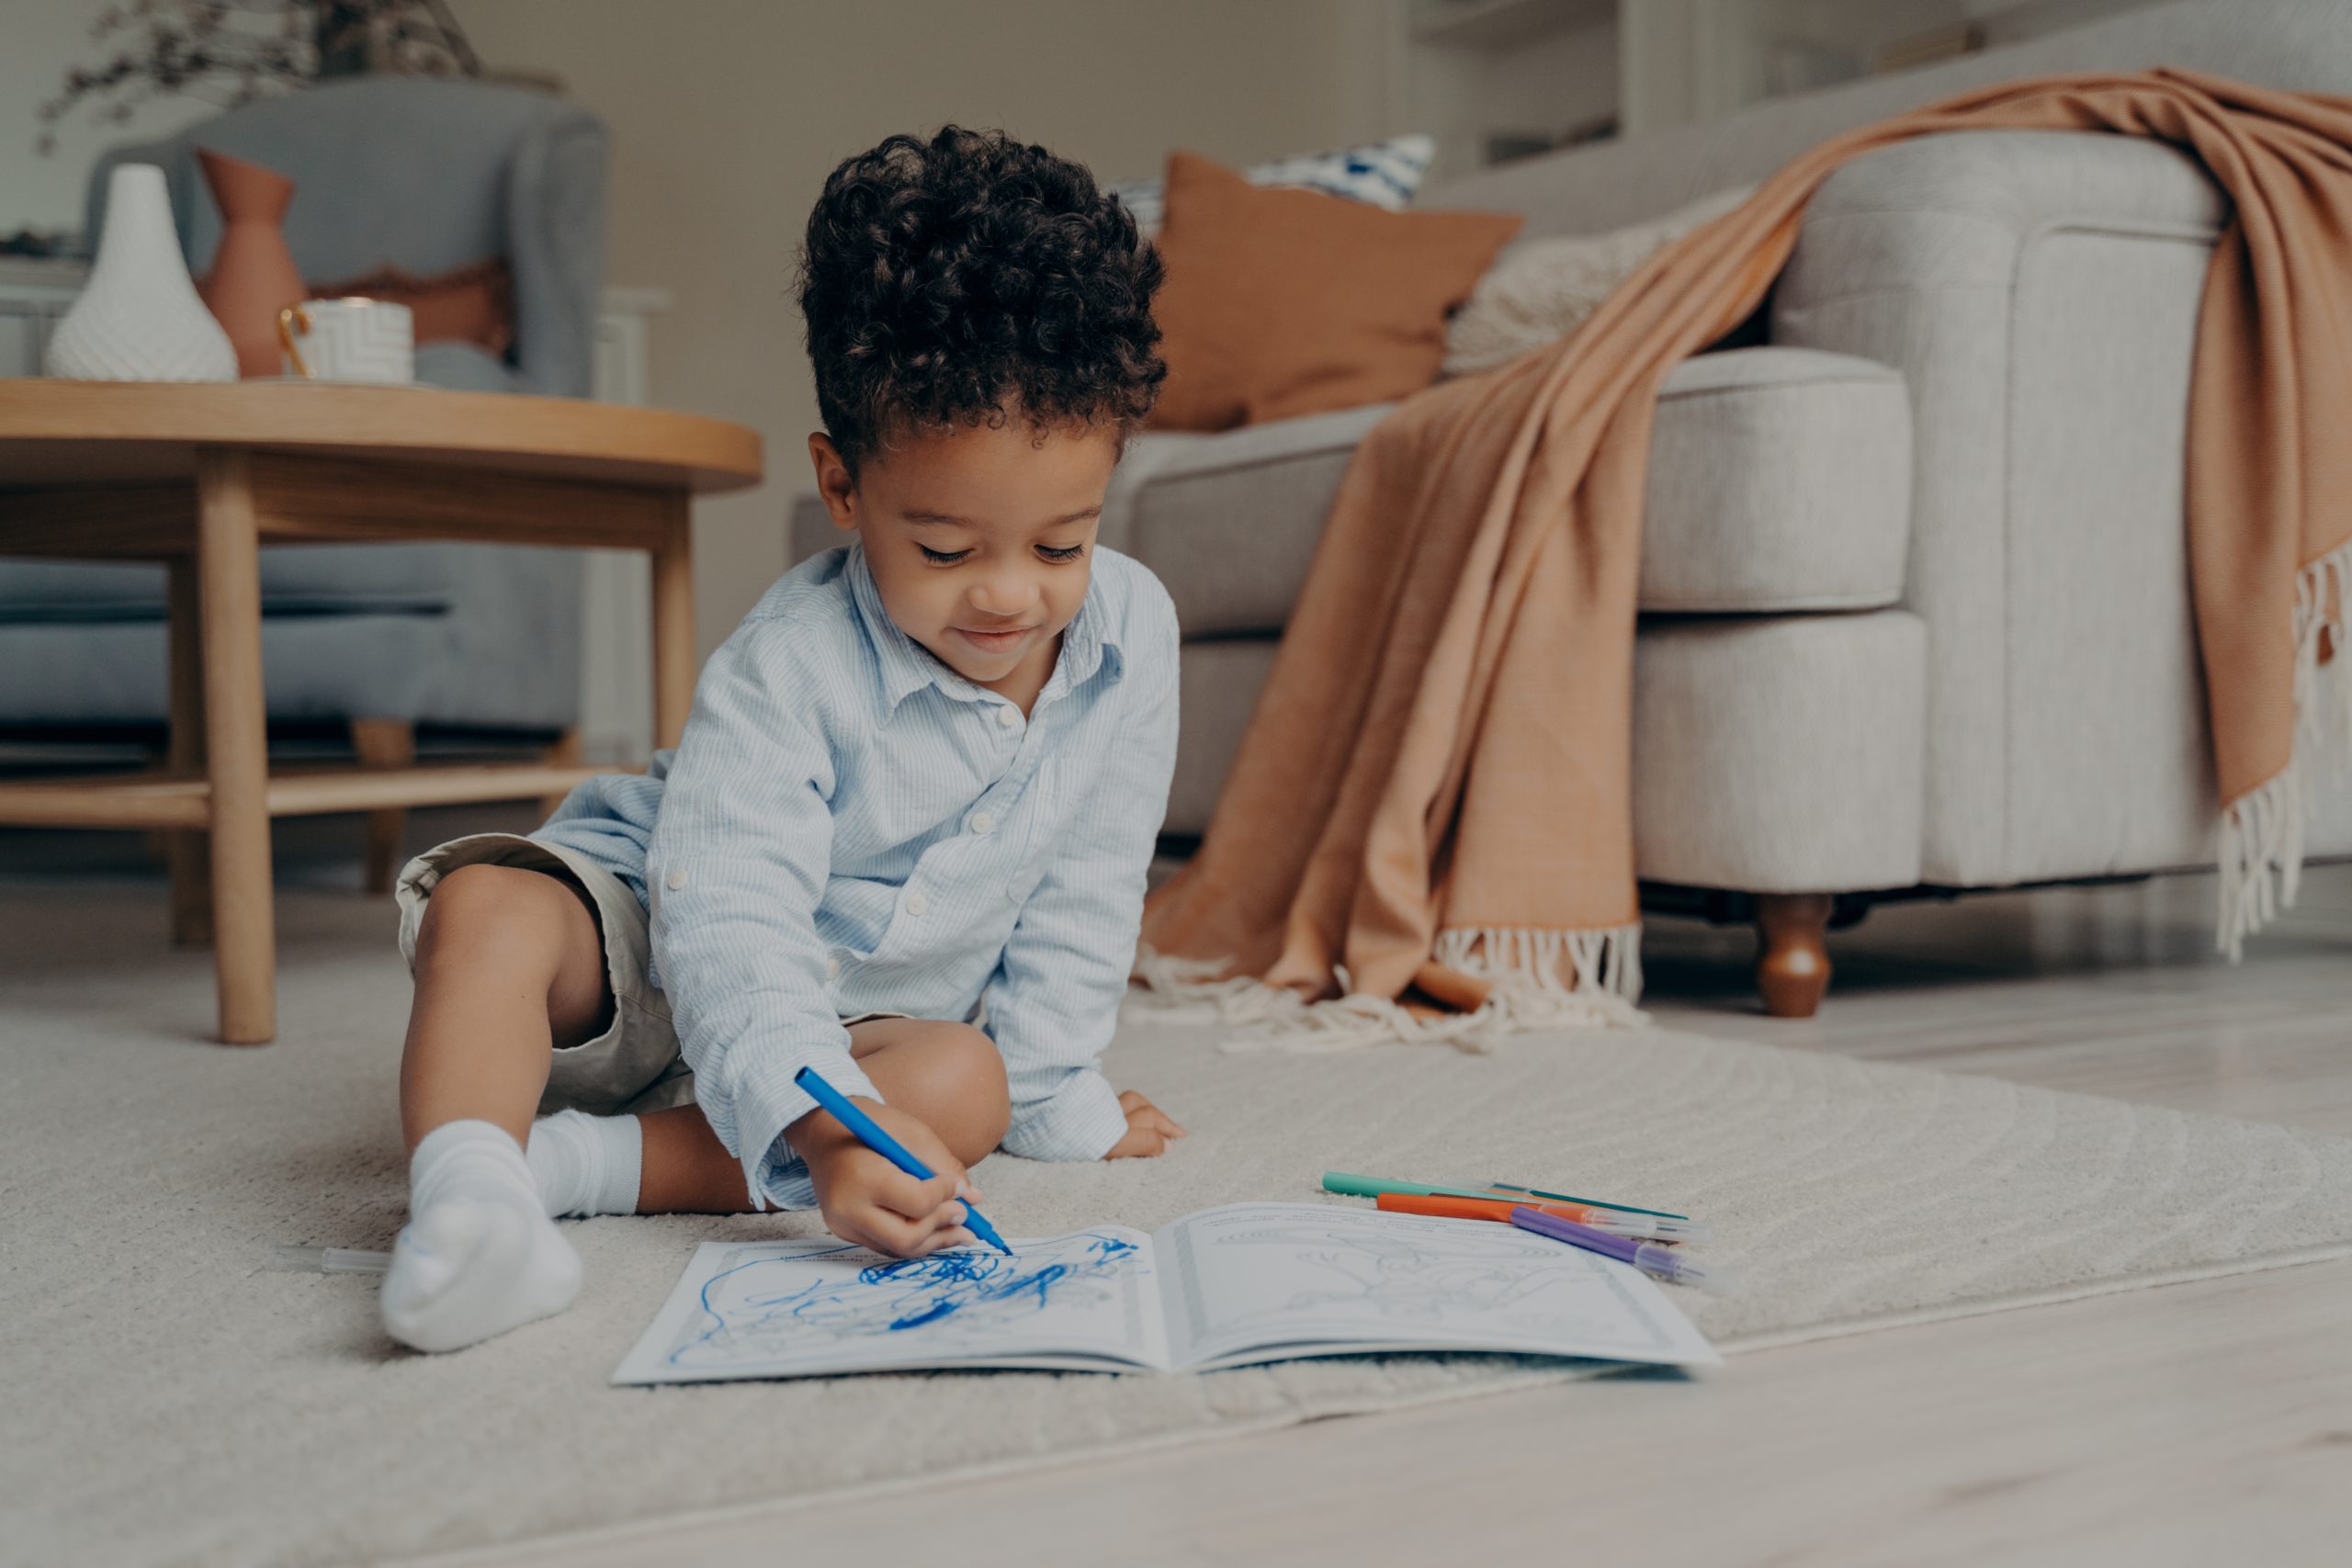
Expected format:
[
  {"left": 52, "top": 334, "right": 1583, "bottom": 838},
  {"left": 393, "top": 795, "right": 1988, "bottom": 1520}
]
[{"left": 0, "top": 76, "right": 608, "bottom": 882}]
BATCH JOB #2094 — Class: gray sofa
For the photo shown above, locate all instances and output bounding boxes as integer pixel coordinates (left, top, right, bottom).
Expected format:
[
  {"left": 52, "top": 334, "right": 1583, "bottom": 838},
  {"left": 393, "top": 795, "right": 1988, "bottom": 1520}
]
[
  {"left": 792, "top": 0, "right": 2352, "bottom": 1013},
  {"left": 0, "top": 76, "right": 606, "bottom": 739}
]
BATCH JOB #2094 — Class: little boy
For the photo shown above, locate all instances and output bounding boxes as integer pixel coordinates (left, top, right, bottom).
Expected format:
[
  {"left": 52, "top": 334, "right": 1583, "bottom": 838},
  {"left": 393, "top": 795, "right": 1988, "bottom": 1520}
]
[{"left": 379, "top": 125, "right": 1186, "bottom": 1353}]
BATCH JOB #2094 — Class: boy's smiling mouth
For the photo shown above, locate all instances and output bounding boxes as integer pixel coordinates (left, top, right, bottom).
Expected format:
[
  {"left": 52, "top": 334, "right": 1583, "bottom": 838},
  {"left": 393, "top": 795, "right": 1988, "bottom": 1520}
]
[{"left": 954, "top": 623, "right": 1037, "bottom": 652}]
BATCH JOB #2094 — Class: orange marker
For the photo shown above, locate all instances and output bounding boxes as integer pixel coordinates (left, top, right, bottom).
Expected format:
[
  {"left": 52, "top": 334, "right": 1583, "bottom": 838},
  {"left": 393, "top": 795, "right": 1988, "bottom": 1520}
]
[{"left": 1375, "top": 1190, "right": 1705, "bottom": 1242}]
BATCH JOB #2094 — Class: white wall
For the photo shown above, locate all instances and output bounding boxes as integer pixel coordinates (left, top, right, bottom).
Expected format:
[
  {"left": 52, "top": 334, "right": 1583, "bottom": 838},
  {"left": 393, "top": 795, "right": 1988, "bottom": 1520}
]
[{"left": 458, "top": 0, "right": 1398, "bottom": 658}]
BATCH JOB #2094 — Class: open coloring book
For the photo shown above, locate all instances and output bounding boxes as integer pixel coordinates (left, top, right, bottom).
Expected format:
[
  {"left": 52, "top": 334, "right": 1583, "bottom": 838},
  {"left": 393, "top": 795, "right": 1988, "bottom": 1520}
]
[{"left": 612, "top": 1201, "right": 1719, "bottom": 1383}]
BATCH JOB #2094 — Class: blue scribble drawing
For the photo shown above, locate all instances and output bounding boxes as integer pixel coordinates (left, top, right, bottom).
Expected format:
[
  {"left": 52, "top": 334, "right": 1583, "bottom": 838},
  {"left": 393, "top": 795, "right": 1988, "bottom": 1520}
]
[{"left": 666, "top": 1231, "right": 1143, "bottom": 1369}]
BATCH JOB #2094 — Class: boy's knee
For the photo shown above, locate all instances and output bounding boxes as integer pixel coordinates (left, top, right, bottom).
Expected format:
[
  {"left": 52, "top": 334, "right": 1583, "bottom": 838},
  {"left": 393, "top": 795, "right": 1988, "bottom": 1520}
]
[
  {"left": 414, "top": 863, "right": 566, "bottom": 966},
  {"left": 907, "top": 1021, "right": 1010, "bottom": 1162}
]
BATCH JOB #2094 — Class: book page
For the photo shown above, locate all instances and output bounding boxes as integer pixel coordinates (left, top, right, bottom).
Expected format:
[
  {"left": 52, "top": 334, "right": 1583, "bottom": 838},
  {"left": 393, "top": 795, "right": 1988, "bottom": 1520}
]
[
  {"left": 1155, "top": 1203, "right": 1718, "bottom": 1371},
  {"left": 612, "top": 1228, "right": 1166, "bottom": 1384}
]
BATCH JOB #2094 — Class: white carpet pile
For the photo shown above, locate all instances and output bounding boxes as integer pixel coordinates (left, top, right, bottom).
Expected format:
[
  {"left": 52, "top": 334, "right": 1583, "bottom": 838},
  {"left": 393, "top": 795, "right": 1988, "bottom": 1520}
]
[{"left": 6, "top": 886, "right": 2350, "bottom": 1566}]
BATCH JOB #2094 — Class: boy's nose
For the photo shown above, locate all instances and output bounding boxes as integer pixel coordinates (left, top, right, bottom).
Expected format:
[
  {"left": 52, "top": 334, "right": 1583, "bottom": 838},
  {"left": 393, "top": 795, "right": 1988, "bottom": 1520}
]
[{"left": 967, "top": 573, "right": 1040, "bottom": 617}]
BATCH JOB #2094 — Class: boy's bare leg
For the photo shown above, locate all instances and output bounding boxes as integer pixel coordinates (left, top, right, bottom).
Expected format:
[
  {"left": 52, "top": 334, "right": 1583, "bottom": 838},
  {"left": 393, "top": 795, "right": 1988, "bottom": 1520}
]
[
  {"left": 398, "top": 863, "right": 616, "bottom": 1152},
  {"left": 636, "top": 1018, "right": 1012, "bottom": 1213},
  {"left": 382, "top": 861, "right": 610, "bottom": 1353}
]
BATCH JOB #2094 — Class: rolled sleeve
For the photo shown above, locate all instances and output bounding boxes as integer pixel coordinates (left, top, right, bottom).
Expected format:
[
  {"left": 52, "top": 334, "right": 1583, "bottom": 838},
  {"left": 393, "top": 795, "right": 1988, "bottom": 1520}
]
[
  {"left": 726, "top": 1044, "right": 882, "bottom": 1212},
  {"left": 1001, "top": 1064, "right": 1132, "bottom": 1162},
  {"left": 647, "top": 617, "right": 876, "bottom": 1210},
  {"left": 986, "top": 596, "right": 1181, "bottom": 1162}
]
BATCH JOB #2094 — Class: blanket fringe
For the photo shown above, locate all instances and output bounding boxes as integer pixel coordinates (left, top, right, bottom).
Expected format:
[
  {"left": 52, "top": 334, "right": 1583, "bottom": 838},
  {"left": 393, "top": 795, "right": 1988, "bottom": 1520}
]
[
  {"left": 1129, "top": 924, "right": 1646, "bottom": 1055},
  {"left": 2218, "top": 535, "right": 2352, "bottom": 961}
]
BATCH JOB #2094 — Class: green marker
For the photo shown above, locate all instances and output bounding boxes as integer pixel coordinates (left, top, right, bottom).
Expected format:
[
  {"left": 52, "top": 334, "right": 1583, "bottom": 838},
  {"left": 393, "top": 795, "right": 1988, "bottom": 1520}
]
[{"left": 1320, "top": 1170, "right": 1690, "bottom": 1223}]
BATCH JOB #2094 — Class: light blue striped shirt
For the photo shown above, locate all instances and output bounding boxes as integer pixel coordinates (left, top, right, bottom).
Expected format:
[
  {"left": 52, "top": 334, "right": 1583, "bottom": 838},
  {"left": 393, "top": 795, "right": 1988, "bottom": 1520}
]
[{"left": 534, "top": 539, "right": 1181, "bottom": 1209}]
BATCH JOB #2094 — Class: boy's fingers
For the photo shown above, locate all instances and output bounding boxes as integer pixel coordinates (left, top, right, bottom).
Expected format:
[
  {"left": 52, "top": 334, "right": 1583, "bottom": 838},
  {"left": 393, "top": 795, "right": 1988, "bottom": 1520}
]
[
  {"left": 874, "top": 1168, "right": 960, "bottom": 1221},
  {"left": 858, "top": 1204, "right": 944, "bottom": 1258},
  {"left": 898, "top": 1201, "right": 976, "bottom": 1257},
  {"left": 915, "top": 1225, "right": 978, "bottom": 1256}
]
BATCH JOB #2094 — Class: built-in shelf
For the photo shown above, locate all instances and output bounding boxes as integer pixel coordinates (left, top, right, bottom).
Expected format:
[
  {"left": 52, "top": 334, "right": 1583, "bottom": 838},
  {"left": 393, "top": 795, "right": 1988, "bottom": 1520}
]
[{"left": 1410, "top": 0, "right": 1614, "bottom": 51}]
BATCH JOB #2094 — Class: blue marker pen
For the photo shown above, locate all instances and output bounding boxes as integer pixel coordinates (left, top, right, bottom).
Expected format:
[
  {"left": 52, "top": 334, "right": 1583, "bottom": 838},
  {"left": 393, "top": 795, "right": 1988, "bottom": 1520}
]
[{"left": 793, "top": 1065, "right": 1013, "bottom": 1255}]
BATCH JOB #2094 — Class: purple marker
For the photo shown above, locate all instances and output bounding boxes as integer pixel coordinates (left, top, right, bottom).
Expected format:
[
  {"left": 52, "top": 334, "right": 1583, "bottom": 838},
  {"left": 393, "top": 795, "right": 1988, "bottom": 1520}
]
[{"left": 1510, "top": 1205, "right": 1736, "bottom": 1295}]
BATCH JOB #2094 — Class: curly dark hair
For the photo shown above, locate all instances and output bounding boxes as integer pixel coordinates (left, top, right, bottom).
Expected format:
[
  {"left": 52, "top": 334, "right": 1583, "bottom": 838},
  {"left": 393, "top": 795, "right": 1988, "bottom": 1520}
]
[{"left": 795, "top": 124, "right": 1167, "bottom": 485}]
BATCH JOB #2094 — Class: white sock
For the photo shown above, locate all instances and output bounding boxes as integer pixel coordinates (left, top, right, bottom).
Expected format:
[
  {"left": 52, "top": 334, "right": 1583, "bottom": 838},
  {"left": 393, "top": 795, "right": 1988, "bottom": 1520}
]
[
  {"left": 525, "top": 1110, "right": 643, "bottom": 1218},
  {"left": 380, "top": 1120, "right": 582, "bottom": 1354}
]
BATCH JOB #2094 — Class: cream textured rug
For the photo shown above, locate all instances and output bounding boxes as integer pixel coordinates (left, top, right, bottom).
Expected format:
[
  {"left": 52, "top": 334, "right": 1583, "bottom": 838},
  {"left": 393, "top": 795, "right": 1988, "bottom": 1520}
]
[{"left": 5, "top": 884, "right": 2351, "bottom": 1568}]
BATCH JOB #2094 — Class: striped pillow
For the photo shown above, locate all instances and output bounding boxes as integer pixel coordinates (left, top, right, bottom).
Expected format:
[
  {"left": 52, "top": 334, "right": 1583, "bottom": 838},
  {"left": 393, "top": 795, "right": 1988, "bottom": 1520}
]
[{"left": 1108, "top": 133, "right": 1436, "bottom": 238}]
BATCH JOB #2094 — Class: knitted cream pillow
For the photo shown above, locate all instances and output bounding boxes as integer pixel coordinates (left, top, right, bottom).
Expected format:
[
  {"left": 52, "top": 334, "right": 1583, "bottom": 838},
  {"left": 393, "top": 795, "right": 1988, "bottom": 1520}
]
[
  {"left": 1441, "top": 185, "right": 1758, "bottom": 378},
  {"left": 1107, "top": 134, "right": 1437, "bottom": 239}
]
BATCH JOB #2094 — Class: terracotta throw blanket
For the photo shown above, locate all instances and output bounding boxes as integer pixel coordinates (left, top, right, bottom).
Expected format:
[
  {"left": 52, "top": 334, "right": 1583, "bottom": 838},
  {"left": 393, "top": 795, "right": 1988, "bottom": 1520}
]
[{"left": 1135, "top": 68, "right": 2352, "bottom": 1048}]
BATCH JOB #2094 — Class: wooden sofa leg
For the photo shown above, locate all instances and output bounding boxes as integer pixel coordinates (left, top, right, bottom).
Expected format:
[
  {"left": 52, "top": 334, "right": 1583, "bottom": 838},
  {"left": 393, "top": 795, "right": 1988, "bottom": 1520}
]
[
  {"left": 1754, "top": 893, "right": 1833, "bottom": 1018},
  {"left": 350, "top": 717, "right": 415, "bottom": 895}
]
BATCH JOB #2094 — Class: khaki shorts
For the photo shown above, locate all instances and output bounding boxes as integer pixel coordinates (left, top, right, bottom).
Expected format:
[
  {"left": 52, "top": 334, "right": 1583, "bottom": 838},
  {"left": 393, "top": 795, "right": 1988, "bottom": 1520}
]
[{"left": 395, "top": 832, "right": 904, "bottom": 1119}]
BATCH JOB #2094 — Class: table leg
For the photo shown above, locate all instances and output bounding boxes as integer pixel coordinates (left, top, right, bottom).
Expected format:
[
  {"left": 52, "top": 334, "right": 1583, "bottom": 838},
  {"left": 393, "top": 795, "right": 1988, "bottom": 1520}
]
[
  {"left": 165, "top": 557, "right": 213, "bottom": 948},
  {"left": 196, "top": 449, "right": 277, "bottom": 1045},
  {"left": 650, "top": 492, "right": 695, "bottom": 751}
]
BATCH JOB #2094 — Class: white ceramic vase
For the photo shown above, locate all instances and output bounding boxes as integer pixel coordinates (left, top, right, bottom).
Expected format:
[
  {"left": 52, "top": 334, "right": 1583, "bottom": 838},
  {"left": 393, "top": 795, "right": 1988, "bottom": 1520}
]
[{"left": 45, "top": 164, "right": 238, "bottom": 382}]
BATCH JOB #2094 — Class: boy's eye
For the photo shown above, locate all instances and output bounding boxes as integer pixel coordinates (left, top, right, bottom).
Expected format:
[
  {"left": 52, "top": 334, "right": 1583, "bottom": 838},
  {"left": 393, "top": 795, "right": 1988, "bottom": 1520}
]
[{"left": 917, "top": 542, "right": 1084, "bottom": 565}]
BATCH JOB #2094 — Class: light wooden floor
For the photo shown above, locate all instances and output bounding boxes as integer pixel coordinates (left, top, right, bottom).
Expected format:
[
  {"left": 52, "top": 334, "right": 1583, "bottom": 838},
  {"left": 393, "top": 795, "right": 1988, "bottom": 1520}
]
[{"left": 422, "top": 862, "right": 2352, "bottom": 1568}]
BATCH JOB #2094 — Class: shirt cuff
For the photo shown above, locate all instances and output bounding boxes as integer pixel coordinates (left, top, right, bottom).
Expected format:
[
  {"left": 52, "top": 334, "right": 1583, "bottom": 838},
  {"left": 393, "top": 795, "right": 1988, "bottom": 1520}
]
[
  {"left": 727, "top": 1043, "right": 881, "bottom": 1211},
  {"left": 1000, "top": 1067, "right": 1130, "bottom": 1162}
]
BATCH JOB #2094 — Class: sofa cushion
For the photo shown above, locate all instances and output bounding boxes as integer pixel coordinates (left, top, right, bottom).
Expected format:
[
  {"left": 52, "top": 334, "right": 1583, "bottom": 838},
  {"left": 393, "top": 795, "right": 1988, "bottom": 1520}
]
[
  {"left": 1163, "top": 609, "right": 1929, "bottom": 894},
  {"left": 0, "top": 547, "right": 458, "bottom": 626},
  {"left": 1129, "top": 345, "right": 1912, "bottom": 635}
]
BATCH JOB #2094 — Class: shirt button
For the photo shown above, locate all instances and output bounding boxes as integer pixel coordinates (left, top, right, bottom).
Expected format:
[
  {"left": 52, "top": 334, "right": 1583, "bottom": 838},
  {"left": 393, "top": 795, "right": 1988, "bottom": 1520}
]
[
  {"left": 970, "top": 811, "right": 995, "bottom": 835},
  {"left": 904, "top": 892, "right": 929, "bottom": 917},
  {"left": 825, "top": 956, "right": 841, "bottom": 979},
  {"left": 996, "top": 705, "right": 1020, "bottom": 728},
  {"left": 665, "top": 868, "right": 689, "bottom": 891}
]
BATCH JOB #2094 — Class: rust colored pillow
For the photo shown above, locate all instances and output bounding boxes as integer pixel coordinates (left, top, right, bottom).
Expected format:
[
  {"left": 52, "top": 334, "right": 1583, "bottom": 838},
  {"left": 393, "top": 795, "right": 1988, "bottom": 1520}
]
[
  {"left": 1145, "top": 150, "right": 1521, "bottom": 431},
  {"left": 306, "top": 256, "right": 517, "bottom": 359}
]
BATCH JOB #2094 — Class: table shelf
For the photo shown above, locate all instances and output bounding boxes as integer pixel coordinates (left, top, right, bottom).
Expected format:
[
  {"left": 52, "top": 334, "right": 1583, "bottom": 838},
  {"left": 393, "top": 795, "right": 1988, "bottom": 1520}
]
[{"left": 0, "top": 761, "right": 628, "bottom": 830}]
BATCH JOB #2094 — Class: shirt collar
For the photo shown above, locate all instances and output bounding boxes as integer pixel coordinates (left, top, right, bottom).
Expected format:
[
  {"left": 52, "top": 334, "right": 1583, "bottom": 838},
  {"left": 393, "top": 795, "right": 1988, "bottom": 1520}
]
[{"left": 846, "top": 540, "right": 1125, "bottom": 714}]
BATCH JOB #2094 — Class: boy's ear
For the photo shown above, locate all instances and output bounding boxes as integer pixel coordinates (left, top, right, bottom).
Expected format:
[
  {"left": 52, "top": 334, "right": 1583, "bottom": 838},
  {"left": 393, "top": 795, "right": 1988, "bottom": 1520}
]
[{"left": 806, "top": 433, "right": 859, "bottom": 530}]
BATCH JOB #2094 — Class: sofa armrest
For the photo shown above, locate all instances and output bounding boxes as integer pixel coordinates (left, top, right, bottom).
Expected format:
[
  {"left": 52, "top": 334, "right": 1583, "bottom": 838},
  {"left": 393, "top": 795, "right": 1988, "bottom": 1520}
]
[
  {"left": 504, "top": 111, "right": 610, "bottom": 400},
  {"left": 1779, "top": 130, "right": 2223, "bottom": 303},
  {"left": 1770, "top": 130, "right": 2228, "bottom": 887}
]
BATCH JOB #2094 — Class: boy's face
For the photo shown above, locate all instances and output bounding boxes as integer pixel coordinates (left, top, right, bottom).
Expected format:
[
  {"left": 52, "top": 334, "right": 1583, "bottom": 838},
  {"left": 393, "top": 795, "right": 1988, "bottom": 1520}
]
[{"left": 808, "top": 414, "right": 1121, "bottom": 700}]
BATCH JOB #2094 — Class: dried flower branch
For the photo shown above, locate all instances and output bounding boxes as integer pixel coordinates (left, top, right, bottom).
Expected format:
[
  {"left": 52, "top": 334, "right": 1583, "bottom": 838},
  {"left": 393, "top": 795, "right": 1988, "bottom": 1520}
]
[{"left": 37, "top": 1, "right": 481, "bottom": 154}]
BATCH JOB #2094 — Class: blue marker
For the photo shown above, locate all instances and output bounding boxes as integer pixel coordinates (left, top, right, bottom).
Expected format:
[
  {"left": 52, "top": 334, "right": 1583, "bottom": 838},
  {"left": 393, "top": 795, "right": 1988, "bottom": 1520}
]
[{"left": 793, "top": 1066, "right": 1013, "bottom": 1255}]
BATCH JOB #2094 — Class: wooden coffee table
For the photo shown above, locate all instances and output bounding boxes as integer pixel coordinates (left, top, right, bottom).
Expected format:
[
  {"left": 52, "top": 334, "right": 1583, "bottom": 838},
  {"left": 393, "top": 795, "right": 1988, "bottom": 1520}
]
[{"left": 0, "top": 379, "right": 763, "bottom": 1044}]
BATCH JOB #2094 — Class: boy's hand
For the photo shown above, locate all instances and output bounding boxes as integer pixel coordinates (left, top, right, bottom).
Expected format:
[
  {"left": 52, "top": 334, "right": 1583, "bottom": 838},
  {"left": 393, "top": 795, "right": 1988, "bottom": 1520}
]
[
  {"left": 1104, "top": 1089, "right": 1186, "bottom": 1159},
  {"left": 789, "top": 1098, "right": 983, "bottom": 1259}
]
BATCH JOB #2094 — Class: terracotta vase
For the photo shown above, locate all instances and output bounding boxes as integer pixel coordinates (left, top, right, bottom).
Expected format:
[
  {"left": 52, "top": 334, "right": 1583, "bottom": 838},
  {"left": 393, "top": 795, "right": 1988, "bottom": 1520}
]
[{"left": 197, "top": 147, "right": 306, "bottom": 378}]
